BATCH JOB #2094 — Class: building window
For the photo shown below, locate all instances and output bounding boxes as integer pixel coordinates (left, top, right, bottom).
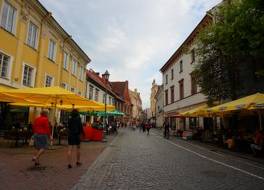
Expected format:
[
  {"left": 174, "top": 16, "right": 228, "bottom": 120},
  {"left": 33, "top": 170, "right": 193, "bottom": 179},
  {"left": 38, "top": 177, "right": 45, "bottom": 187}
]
[
  {"left": 72, "top": 59, "right": 78, "bottom": 75},
  {"left": 165, "top": 74, "right": 168, "bottom": 85},
  {"left": 170, "top": 85, "right": 174, "bottom": 103},
  {"left": 95, "top": 88, "right": 99, "bottom": 101},
  {"left": 0, "top": 1, "right": 16, "bottom": 33},
  {"left": 48, "top": 39, "right": 56, "bottom": 61},
  {"left": 109, "top": 97, "right": 111, "bottom": 105},
  {"left": 179, "top": 79, "right": 184, "bottom": 99},
  {"left": 63, "top": 52, "right": 68, "bottom": 70},
  {"left": 191, "top": 49, "right": 195, "bottom": 63},
  {"left": 191, "top": 73, "right": 197, "bottom": 95},
  {"left": 78, "top": 91, "right": 81, "bottom": 95},
  {"left": 171, "top": 69, "right": 174, "bottom": 80},
  {"left": 112, "top": 98, "right": 115, "bottom": 105},
  {"left": 45, "top": 75, "right": 53, "bottom": 87},
  {"left": 89, "top": 85, "right": 94, "bottom": 100},
  {"left": 0, "top": 52, "right": 10, "bottom": 79},
  {"left": 27, "top": 21, "right": 38, "bottom": 49},
  {"left": 61, "top": 82, "right": 68, "bottom": 89},
  {"left": 179, "top": 60, "right": 183, "bottom": 73},
  {"left": 70, "top": 87, "right": 75, "bottom": 93},
  {"left": 165, "top": 89, "right": 168, "bottom": 105},
  {"left": 23, "top": 64, "right": 35, "bottom": 87},
  {"left": 79, "top": 66, "right": 84, "bottom": 80}
]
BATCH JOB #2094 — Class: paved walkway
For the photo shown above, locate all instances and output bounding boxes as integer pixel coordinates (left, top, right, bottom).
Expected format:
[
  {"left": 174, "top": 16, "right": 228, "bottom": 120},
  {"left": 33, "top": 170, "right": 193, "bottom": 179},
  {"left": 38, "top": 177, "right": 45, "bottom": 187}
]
[
  {"left": 0, "top": 136, "right": 114, "bottom": 190},
  {"left": 73, "top": 128, "right": 264, "bottom": 190}
]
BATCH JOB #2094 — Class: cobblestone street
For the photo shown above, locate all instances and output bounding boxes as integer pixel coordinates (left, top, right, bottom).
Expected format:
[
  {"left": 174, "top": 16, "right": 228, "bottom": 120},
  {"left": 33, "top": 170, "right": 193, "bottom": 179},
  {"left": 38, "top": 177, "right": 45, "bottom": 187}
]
[
  {"left": 73, "top": 128, "right": 264, "bottom": 190},
  {"left": 0, "top": 137, "right": 114, "bottom": 190}
]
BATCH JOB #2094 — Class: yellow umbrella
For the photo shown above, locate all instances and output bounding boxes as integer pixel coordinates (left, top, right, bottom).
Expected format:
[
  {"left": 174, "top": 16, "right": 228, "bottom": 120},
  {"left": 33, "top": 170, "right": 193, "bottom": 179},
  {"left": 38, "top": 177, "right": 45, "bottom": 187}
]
[
  {"left": 208, "top": 93, "right": 264, "bottom": 113},
  {"left": 2, "top": 86, "right": 100, "bottom": 107},
  {"left": 3, "top": 86, "right": 102, "bottom": 141},
  {"left": 9, "top": 102, "right": 52, "bottom": 108},
  {"left": 207, "top": 93, "right": 264, "bottom": 129},
  {"left": 0, "top": 86, "right": 39, "bottom": 103},
  {"left": 9, "top": 102, "right": 116, "bottom": 112},
  {"left": 180, "top": 105, "right": 208, "bottom": 117}
]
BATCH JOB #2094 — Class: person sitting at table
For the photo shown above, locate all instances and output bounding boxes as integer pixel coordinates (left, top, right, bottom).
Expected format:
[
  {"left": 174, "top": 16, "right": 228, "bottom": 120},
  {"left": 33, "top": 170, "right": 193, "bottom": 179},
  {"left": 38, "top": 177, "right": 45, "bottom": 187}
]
[{"left": 250, "top": 129, "right": 264, "bottom": 156}]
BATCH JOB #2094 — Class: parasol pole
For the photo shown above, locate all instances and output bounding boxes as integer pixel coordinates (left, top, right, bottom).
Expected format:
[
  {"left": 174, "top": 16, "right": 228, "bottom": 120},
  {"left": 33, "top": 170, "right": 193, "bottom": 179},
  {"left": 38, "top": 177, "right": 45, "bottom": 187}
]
[
  {"left": 258, "top": 110, "right": 262, "bottom": 130},
  {"left": 50, "top": 100, "right": 57, "bottom": 146}
]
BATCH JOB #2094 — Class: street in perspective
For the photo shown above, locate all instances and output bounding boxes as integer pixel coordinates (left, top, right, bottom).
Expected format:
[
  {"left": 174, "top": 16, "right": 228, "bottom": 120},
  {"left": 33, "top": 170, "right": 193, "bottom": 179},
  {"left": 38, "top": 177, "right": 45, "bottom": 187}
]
[
  {"left": 73, "top": 128, "right": 264, "bottom": 190},
  {"left": 0, "top": 0, "right": 264, "bottom": 190}
]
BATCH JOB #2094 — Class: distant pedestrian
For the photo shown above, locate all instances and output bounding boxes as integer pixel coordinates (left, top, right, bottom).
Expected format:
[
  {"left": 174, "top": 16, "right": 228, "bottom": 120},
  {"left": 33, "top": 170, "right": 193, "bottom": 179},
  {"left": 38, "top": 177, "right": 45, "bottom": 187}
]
[
  {"left": 142, "top": 122, "right": 146, "bottom": 133},
  {"left": 67, "top": 109, "right": 83, "bottom": 169},
  {"left": 139, "top": 122, "right": 144, "bottom": 132},
  {"left": 32, "top": 110, "right": 51, "bottom": 166},
  {"left": 163, "top": 119, "right": 170, "bottom": 139},
  {"left": 146, "top": 122, "right": 151, "bottom": 135}
]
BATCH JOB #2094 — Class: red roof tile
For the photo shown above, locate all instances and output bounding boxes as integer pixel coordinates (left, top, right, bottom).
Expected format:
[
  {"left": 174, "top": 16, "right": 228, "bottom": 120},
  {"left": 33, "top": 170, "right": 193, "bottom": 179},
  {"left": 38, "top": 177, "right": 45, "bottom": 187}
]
[
  {"left": 87, "top": 70, "right": 124, "bottom": 102},
  {"left": 111, "top": 81, "right": 131, "bottom": 105}
]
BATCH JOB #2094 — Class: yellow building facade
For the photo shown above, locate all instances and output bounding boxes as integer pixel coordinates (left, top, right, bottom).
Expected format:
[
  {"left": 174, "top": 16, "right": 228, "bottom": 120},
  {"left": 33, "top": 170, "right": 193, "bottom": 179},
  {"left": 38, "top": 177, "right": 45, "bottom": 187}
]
[{"left": 0, "top": 0, "right": 90, "bottom": 96}]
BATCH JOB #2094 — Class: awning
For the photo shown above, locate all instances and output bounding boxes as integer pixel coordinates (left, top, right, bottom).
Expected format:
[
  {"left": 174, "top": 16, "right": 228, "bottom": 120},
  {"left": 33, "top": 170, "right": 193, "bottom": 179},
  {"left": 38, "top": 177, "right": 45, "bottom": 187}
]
[
  {"left": 180, "top": 105, "right": 208, "bottom": 117},
  {"left": 2, "top": 86, "right": 101, "bottom": 107},
  {"left": 207, "top": 92, "right": 264, "bottom": 114}
]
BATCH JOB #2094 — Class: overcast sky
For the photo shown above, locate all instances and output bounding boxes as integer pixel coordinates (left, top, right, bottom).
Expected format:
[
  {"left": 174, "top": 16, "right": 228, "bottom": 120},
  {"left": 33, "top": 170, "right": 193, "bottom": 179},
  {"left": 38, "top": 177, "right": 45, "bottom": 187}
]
[{"left": 39, "top": 0, "right": 221, "bottom": 108}]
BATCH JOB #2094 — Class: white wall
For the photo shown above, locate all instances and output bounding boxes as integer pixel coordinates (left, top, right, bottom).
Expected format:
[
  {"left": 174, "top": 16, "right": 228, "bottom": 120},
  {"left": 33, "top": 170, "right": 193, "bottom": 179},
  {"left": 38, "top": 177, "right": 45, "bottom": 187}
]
[
  {"left": 162, "top": 44, "right": 207, "bottom": 113},
  {"left": 86, "top": 81, "right": 114, "bottom": 105},
  {"left": 156, "top": 87, "right": 164, "bottom": 127}
]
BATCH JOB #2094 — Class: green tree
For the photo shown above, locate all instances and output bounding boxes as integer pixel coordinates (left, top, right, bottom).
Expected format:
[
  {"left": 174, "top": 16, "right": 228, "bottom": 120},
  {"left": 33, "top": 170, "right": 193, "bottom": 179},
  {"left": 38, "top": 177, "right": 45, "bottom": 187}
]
[{"left": 195, "top": 0, "right": 264, "bottom": 104}]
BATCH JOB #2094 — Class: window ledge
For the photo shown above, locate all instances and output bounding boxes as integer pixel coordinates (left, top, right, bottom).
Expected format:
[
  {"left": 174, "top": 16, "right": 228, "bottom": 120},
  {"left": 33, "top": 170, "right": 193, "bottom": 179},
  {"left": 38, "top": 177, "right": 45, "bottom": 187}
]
[
  {"left": 47, "top": 57, "right": 56, "bottom": 63},
  {"left": 72, "top": 74, "right": 78, "bottom": 78},
  {"left": 0, "top": 76, "right": 10, "bottom": 81},
  {"left": 25, "top": 43, "right": 38, "bottom": 52},
  {"left": 63, "top": 67, "right": 69, "bottom": 72}
]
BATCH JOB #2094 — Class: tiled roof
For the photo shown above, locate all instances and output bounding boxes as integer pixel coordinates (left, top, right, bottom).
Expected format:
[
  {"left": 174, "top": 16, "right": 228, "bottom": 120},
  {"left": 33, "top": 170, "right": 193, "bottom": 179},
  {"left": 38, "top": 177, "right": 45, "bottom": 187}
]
[
  {"left": 111, "top": 81, "right": 131, "bottom": 105},
  {"left": 87, "top": 70, "right": 124, "bottom": 102}
]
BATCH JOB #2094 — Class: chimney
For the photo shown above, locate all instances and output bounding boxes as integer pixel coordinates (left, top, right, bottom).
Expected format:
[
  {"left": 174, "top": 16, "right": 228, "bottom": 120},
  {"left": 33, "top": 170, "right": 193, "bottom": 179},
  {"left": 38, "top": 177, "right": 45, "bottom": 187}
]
[{"left": 102, "top": 70, "right": 110, "bottom": 81}]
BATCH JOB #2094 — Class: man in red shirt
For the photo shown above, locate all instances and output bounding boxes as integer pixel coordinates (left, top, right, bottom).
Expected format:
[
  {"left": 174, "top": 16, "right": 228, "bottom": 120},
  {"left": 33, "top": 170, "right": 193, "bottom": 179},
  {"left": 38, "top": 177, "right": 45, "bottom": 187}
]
[{"left": 32, "top": 110, "right": 51, "bottom": 166}]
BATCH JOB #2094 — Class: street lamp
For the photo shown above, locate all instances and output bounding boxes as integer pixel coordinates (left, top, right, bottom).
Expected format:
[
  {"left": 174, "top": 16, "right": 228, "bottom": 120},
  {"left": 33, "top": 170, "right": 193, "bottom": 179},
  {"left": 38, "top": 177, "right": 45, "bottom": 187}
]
[{"left": 102, "top": 70, "right": 110, "bottom": 134}]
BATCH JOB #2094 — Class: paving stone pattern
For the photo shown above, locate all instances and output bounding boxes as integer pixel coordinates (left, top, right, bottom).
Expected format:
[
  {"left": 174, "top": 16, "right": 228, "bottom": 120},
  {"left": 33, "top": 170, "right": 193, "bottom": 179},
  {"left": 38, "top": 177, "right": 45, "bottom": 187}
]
[{"left": 73, "top": 128, "right": 264, "bottom": 190}]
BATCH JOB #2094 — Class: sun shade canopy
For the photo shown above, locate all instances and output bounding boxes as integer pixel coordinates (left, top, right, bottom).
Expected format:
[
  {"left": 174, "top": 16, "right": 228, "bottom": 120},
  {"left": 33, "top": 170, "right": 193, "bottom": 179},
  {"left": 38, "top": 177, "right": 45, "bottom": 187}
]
[
  {"left": 1, "top": 86, "right": 101, "bottom": 107},
  {"left": 207, "top": 93, "right": 264, "bottom": 114}
]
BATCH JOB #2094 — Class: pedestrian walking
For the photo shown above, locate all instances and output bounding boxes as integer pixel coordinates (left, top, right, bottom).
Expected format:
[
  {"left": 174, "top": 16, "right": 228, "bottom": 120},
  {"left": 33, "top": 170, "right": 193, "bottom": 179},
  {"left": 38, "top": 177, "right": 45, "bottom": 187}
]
[
  {"left": 67, "top": 109, "right": 83, "bottom": 169},
  {"left": 139, "top": 122, "right": 144, "bottom": 132},
  {"left": 142, "top": 122, "right": 146, "bottom": 133},
  {"left": 163, "top": 119, "right": 170, "bottom": 139},
  {"left": 146, "top": 122, "right": 151, "bottom": 135},
  {"left": 31, "top": 110, "right": 51, "bottom": 166}
]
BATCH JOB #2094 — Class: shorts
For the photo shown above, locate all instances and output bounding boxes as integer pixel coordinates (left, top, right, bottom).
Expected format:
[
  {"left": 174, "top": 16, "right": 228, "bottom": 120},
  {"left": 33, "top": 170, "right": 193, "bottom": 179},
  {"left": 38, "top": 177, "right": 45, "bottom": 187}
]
[
  {"left": 68, "top": 135, "right": 81, "bottom": 145},
  {"left": 34, "top": 134, "right": 48, "bottom": 150}
]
